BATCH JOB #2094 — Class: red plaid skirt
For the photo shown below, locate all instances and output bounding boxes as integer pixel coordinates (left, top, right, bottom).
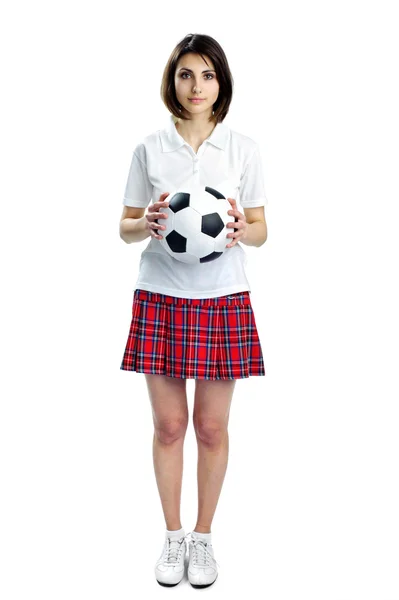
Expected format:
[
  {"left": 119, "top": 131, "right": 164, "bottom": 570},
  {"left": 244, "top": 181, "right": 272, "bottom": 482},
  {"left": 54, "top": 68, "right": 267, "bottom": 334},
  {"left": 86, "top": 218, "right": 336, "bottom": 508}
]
[{"left": 120, "top": 289, "right": 265, "bottom": 380}]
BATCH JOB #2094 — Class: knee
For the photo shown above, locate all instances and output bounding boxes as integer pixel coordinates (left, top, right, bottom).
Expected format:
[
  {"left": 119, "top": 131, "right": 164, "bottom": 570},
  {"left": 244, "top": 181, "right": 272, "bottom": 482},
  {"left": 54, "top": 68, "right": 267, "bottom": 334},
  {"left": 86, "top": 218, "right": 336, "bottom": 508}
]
[
  {"left": 193, "top": 417, "right": 226, "bottom": 447},
  {"left": 154, "top": 417, "right": 188, "bottom": 445}
]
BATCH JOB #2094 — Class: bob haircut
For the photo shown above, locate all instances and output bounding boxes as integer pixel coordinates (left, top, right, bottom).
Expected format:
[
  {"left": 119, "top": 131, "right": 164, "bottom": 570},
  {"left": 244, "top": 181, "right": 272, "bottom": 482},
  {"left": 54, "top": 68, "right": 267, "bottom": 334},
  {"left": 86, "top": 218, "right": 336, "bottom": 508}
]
[{"left": 160, "top": 33, "right": 234, "bottom": 124}]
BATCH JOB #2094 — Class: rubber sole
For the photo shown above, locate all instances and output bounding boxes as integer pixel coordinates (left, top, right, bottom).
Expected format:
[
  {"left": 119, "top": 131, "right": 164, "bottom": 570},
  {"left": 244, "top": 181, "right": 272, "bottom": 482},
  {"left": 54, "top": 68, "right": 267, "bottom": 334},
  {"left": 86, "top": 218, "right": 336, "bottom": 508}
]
[
  {"left": 156, "top": 579, "right": 182, "bottom": 587},
  {"left": 189, "top": 573, "right": 218, "bottom": 588}
]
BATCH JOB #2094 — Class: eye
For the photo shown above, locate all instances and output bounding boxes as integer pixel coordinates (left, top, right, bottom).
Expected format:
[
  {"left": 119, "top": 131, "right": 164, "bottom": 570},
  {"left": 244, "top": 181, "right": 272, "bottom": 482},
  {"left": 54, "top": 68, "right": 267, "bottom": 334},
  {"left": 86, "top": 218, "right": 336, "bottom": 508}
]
[{"left": 180, "top": 72, "right": 215, "bottom": 80}]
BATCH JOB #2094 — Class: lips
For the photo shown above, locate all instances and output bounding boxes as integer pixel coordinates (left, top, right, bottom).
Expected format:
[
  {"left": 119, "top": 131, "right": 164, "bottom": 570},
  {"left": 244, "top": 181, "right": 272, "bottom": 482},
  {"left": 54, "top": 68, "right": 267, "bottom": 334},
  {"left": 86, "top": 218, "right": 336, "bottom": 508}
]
[{"left": 189, "top": 98, "right": 205, "bottom": 103}]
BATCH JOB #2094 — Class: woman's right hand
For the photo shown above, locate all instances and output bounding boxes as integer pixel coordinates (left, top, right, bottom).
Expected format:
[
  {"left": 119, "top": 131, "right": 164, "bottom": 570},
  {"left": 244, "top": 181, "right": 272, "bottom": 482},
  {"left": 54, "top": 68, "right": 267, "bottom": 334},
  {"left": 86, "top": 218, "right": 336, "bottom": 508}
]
[{"left": 145, "top": 192, "right": 170, "bottom": 240}]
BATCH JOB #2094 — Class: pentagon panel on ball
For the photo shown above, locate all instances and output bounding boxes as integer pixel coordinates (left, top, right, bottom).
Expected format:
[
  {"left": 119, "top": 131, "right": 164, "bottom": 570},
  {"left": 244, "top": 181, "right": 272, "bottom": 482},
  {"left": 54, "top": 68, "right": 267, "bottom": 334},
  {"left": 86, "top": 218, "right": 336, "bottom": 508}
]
[{"left": 156, "top": 185, "right": 236, "bottom": 264}]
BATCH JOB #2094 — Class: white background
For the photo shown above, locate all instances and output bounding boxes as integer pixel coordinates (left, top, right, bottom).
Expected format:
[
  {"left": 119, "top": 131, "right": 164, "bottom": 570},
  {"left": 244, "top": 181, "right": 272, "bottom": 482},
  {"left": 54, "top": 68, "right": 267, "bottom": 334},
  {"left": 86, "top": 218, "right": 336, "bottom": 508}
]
[{"left": 1, "top": 0, "right": 398, "bottom": 598}]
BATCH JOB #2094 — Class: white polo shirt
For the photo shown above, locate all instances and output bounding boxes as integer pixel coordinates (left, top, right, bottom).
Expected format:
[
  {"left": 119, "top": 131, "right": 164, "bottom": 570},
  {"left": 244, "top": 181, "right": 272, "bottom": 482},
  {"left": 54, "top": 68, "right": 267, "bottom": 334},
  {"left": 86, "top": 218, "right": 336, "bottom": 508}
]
[{"left": 122, "top": 114, "right": 268, "bottom": 299}]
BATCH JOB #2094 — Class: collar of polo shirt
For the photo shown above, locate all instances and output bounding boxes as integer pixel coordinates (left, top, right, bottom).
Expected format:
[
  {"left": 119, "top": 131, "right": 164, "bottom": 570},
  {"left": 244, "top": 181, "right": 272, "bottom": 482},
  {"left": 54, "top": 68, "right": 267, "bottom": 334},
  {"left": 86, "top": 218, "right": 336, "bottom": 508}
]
[{"left": 160, "top": 114, "right": 229, "bottom": 153}]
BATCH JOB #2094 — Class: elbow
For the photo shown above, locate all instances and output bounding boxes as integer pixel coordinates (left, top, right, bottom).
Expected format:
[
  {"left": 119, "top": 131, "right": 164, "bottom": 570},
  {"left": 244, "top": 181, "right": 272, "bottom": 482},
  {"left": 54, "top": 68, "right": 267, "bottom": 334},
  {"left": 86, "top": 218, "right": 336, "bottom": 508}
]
[
  {"left": 259, "top": 222, "right": 268, "bottom": 246},
  {"left": 263, "top": 223, "right": 268, "bottom": 244},
  {"left": 119, "top": 220, "right": 130, "bottom": 244},
  {"left": 119, "top": 226, "right": 128, "bottom": 244}
]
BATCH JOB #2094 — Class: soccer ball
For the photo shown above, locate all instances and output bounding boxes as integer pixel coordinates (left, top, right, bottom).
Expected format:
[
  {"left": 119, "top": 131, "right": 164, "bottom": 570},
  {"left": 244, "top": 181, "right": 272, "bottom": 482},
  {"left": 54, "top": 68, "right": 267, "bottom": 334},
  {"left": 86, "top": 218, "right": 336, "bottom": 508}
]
[{"left": 155, "top": 185, "right": 238, "bottom": 264}]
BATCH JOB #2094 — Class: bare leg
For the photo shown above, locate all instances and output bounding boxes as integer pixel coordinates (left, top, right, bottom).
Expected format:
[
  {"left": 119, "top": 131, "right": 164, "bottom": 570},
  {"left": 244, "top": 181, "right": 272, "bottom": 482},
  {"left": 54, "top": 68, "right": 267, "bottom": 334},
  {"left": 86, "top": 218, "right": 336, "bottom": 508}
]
[
  {"left": 192, "top": 379, "right": 236, "bottom": 533},
  {"left": 145, "top": 374, "right": 189, "bottom": 531}
]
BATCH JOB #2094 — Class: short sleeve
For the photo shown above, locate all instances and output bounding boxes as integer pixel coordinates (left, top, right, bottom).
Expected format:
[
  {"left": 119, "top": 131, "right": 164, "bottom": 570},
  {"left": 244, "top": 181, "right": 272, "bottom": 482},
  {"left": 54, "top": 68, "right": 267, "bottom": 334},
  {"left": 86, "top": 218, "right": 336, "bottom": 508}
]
[
  {"left": 238, "top": 144, "right": 268, "bottom": 208},
  {"left": 122, "top": 143, "right": 153, "bottom": 207}
]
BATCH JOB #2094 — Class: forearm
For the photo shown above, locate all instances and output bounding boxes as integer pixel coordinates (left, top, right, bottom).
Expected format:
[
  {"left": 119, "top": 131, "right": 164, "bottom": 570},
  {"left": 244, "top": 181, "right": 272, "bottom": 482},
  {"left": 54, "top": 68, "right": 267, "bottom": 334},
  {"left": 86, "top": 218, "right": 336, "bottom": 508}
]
[
  {"left": 241, "top": 221, "right": 267, "bottom": 247},
  {"left": 120, "top": 216, "right": 151, "bottom": 244}
]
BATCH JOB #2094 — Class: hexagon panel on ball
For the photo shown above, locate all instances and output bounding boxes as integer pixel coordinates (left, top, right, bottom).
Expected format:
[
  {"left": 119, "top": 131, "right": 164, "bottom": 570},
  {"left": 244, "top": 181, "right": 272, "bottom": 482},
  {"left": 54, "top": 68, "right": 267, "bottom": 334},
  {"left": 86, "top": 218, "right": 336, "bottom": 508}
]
[
  {"left": 186, "top": 231, "right": 216, "bottom": 259},
  {"left": 173, "top": 207, "right": 202, "bottom": 240}
]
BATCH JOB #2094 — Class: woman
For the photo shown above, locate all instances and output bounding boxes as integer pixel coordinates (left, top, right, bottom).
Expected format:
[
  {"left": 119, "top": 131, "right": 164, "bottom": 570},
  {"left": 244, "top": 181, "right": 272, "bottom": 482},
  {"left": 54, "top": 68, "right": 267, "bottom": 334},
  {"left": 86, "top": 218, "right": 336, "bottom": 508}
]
[{"left": 119, "top": 33, "right": 268, "bottom": 588}]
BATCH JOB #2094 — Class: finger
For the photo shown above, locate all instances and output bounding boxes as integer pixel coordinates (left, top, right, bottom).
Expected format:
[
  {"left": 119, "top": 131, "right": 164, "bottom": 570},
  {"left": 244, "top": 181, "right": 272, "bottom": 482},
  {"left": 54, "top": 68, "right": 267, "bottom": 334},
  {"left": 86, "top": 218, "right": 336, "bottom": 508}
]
[
  {"left": 226, "top": 228, "right": 238, "bottom": 240},
  {"left": 151, "top": 224, "right": 163, "bottom": 239},
  {"left": 152, "top": 197, "right": 170, "bottom": 208},
  {"left": 154, "top": 202, "right": 170, "bottom": 212},
  {"left": 152, "top": 221, "right": 165, "bottom": 230},
  {"left": 151, "top": 210, "right": 168, "bottom": 222},
  {"left": 228, "top": 222, "right": 243, "bottom": 234}
]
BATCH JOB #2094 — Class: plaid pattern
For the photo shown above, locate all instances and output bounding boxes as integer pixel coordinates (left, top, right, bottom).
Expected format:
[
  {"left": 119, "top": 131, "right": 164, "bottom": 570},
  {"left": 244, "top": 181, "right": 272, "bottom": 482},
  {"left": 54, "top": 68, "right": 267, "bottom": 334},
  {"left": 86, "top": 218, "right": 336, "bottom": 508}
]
[{"left": 120, "top": 289, "right": 265, "bottom": 380}]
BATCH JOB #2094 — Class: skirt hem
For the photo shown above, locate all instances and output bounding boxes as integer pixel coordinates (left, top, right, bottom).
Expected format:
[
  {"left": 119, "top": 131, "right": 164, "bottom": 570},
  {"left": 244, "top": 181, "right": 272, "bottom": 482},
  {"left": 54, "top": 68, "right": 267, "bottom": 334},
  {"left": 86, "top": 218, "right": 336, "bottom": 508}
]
[{"left": 120, "top": 365, "right": 265, "bottom": 380}]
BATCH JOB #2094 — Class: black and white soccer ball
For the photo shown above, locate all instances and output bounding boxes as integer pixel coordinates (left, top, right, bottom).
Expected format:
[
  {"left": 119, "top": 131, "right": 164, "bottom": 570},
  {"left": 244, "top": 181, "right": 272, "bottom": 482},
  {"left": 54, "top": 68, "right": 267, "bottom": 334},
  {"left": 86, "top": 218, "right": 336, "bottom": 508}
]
[{"left": 155, "top": 185, "right": 238, "bottom": 264}]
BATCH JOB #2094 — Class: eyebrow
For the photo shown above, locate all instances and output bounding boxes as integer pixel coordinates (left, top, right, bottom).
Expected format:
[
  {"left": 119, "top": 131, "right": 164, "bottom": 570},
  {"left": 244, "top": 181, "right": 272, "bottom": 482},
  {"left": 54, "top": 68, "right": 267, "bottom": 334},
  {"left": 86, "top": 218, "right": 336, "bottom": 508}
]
[{"left": 178, "top": 68, "right": 216, "bottom": 73}]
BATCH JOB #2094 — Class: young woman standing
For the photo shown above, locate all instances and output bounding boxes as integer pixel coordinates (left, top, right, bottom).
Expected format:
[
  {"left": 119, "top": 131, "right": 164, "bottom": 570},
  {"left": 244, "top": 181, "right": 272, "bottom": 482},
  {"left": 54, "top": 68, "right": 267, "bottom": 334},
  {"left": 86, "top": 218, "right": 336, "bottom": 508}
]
[{"left": 119, "top": 33, "right": 268, "bottom": 588}]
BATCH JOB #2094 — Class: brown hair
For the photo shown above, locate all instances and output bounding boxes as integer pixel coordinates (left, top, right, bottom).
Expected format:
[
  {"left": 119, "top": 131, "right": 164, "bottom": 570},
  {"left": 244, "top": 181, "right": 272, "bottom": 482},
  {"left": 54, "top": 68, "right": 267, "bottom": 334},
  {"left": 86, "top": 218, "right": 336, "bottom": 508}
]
[{"left": 160, "top": 34, "right": 234, "bottom": 123}]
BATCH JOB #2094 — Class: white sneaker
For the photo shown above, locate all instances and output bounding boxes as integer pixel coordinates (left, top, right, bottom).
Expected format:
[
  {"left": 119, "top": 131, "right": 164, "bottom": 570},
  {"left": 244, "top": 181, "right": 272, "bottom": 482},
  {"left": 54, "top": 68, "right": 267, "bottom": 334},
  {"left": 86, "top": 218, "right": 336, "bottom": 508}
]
[
  {"left": 187, "top": 531, "right": 220, "bottom": 588},
  {"left": 154, "top": 530, "right": 187, "bottom": 587}
]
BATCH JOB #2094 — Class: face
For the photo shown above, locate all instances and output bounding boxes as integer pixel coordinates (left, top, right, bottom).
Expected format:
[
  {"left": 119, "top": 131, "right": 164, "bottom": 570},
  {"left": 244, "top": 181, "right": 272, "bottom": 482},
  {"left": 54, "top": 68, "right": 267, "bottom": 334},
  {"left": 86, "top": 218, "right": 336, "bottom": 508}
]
[{"left": 174, "top": 52, "right": 220, "bottom": 119}]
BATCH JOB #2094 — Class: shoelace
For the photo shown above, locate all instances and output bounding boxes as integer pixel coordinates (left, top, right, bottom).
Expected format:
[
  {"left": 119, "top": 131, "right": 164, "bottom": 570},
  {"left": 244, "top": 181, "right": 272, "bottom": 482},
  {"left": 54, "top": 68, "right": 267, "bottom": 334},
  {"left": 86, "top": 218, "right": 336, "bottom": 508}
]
[
  {"left": 185, "top": 531, "right": 221, "bottom": 569},
  {"left": 163, "top": 536, "right": 186, "bottom": 565}
]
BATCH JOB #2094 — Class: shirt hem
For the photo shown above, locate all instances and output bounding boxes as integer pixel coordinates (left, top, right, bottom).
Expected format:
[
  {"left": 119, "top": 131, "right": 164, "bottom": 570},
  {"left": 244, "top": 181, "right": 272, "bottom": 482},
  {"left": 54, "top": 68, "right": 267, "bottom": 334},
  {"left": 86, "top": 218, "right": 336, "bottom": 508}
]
[
  {"left": 123, "top": 197, "right": 148, "bottom": 207},
  {"left": 239, "top": 196, "right": 268, "bottom": 208},
  {"left": 133, "top": 282, "right": 251, "bottom": 299}
]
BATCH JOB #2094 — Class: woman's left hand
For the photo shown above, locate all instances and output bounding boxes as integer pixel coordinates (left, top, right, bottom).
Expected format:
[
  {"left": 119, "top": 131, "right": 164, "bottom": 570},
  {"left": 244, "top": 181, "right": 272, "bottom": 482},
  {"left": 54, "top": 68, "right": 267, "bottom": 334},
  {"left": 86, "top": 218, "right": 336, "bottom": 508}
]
[{"left": 225, "top": 198, "right": 248, "bottom": 248}]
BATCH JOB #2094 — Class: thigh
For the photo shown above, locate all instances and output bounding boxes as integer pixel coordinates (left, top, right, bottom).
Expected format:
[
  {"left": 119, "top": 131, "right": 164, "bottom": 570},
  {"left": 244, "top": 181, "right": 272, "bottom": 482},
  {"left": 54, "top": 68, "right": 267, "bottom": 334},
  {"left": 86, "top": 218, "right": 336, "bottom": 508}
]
[
  {"left": 145, "top": 373, "right": 189, "bottom": 426},
  {"left": 193, "top": 379, "right": 236, "bottom": 426}
]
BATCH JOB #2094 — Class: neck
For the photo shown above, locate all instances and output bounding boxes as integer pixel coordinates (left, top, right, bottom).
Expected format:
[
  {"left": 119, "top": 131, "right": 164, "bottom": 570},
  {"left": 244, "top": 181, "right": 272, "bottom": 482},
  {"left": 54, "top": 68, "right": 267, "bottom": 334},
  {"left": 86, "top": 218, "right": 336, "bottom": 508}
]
[{"left": 175, "top": 113, "right": 216, "bottom": 139}]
